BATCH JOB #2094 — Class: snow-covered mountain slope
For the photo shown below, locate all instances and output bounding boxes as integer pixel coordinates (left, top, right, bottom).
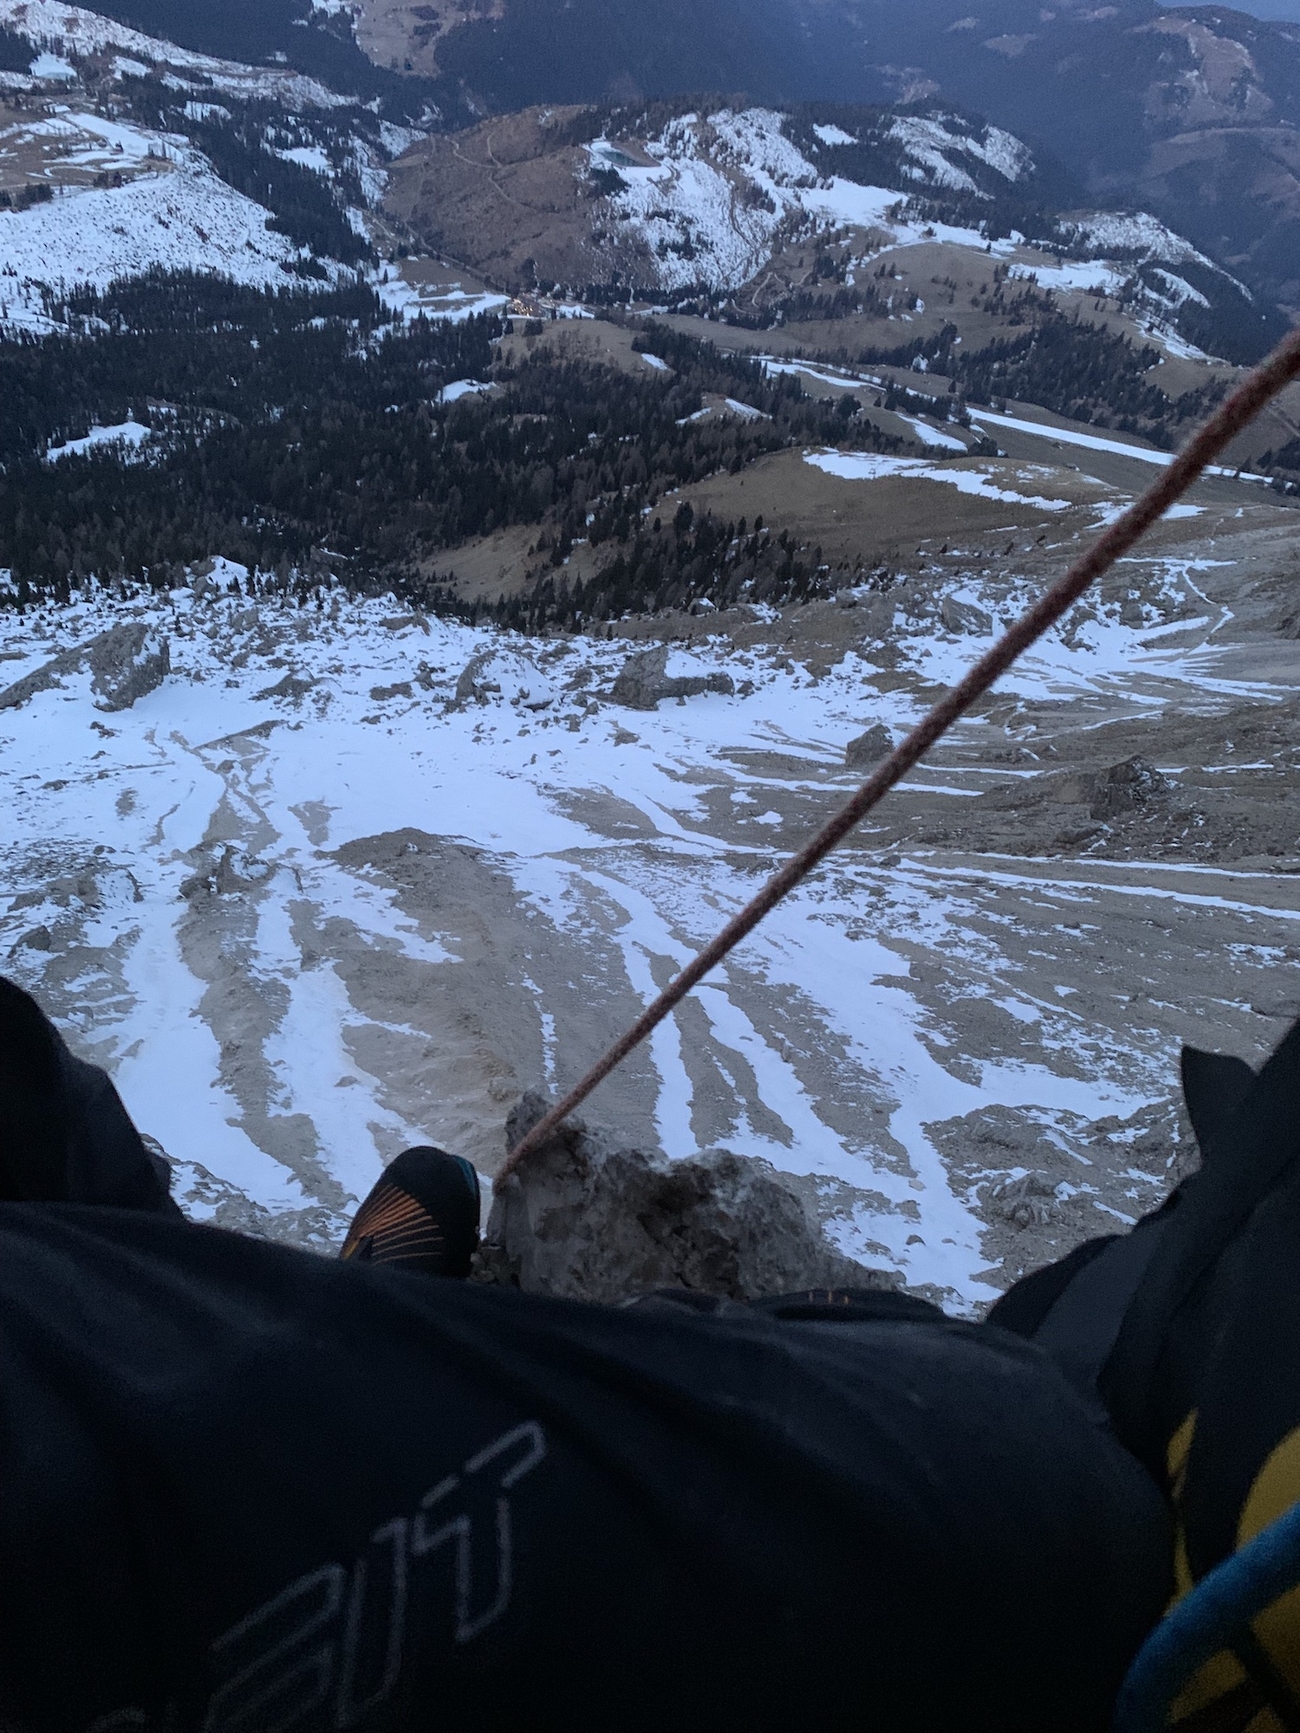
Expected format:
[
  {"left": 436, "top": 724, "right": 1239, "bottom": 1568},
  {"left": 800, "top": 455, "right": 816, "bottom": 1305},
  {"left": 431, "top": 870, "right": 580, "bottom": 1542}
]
[
  {"left": 0, "top": 131, "right": 313, "bottom": 330},
  {"left": 0, "top": 1, "right": 430, "bottom": 328},
  {"left": 0, "top": 0, "right": 353, "bottom": 107},
  {"left": 4, "top": 486, "right": 1300, "bottom": 1303},
  {"left": 389, "top": 100, "right": 1265, "bottom": 363},
  {"left": 350, "top": 0, "right": 1300, "bottom": 315}
]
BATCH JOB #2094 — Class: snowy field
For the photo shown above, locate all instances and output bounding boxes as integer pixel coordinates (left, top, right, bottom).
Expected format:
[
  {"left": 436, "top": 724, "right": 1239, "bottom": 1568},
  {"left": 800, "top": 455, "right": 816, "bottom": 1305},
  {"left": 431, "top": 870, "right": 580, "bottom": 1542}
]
[{"left": 4, "top": 536, "right": 1299, "bottom": 1306}]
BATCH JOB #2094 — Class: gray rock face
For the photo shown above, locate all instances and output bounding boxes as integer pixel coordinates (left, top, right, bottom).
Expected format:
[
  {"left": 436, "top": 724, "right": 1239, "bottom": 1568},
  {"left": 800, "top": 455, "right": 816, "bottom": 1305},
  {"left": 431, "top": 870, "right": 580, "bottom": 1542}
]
[
  {"left": 87, "top": 624, "right": 170, "bottom": 711},
  {"left": 611, "top": 644, "right": 735, "bottom": 710},
  {"left": 483, "top": 1090, "right": 898, "bottom": 1303},
  {"left": 1089, "top": 755, "right": 1168, "bottom": 820},
  {"left": 845, "top": 722, "right": 894, "bottom": 770},
  {"left": 255, "top": 672, "right": 317, "bottom": 704},
  {"left": 0, "top": 622, "right": 169, "bottom": 713},
  {"left": 940, "top": 596, "right": 993, "bottom": 636},
  {"left": 454, "top": 650, "right": 500, "bottom": 705},
  {"left": 858, "top": 593, "right": 896, "bottom": 637}
]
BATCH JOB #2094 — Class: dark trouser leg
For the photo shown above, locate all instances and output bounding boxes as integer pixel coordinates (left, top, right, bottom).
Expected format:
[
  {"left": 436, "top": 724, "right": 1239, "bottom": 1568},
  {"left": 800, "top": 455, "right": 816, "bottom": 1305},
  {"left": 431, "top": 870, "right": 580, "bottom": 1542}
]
[
  {"left": 0, "top": 1203, "right": 1169, "bottom": 1733},
  {"left": 0, "top": 974, "right": 178, "bottom": 1213}
]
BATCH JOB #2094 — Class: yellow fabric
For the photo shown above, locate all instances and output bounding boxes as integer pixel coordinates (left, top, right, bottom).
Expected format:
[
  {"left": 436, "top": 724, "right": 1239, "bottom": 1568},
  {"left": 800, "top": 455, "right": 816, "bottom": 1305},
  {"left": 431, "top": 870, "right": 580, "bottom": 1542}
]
[
  {"left": 1238, "top": 1428, "right": 1300, "bottom": 1700},
  {"left": 1165, "top": 1412, "right": 1300, "bottom": 1730}
]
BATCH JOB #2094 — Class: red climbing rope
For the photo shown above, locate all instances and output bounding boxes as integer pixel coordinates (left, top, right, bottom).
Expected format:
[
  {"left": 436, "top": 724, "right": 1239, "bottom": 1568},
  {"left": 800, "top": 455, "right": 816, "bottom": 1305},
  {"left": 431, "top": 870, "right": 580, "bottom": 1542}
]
[{"left": 497, "top": 321, "right": 1300, "bottom": 1187}]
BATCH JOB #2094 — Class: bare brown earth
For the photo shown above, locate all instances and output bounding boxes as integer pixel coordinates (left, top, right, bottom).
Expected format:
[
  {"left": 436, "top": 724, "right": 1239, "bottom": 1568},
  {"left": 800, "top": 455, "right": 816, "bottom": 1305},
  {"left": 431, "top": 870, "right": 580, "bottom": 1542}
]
[
  {"left": 353, "top": 0, "right": 505, "bottom": 76},
  {"left": 387, "top": 106, "right": 610, "bottom": 287},
  {"left": 436, "top": 443, "right": 1104, "bottom": 605}
]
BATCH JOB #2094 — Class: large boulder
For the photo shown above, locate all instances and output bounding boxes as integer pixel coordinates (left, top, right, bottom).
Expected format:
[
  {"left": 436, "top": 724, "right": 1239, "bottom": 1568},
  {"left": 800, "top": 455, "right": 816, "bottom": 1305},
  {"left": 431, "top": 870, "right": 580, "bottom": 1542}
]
[
  {"left": 1088, "top": 755, "right": 1168, "bottom": 820},
  {"left": 940, "top": 596, "right": 993, "bottom": 636},
  {"left": 85, "top": 622, "right": 170, "bottom": 711},
  {"left": 845, "top": 722, "right": 894, "bottom": 770},
  {"left": 855, "top": 593, "right": 897, "bottom": 636},
  {"left": 0, "top": 622, "right": 169, "bottom": 713},
  {"left": 482, "top": 1090, "right": 897, "bottom": 1303},
  {"left": 454, "top": 650, "right": 499, "bottom": 706},
  {"left": 611, "top": 644, "right": 734, "bottom": 710}
]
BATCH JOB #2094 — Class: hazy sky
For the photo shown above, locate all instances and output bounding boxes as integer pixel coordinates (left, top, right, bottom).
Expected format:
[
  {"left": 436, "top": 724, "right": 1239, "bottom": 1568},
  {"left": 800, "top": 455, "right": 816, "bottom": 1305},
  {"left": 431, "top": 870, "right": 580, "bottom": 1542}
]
[{"left": 1183, "top": 0, "right": 1300, "bottom": 18}]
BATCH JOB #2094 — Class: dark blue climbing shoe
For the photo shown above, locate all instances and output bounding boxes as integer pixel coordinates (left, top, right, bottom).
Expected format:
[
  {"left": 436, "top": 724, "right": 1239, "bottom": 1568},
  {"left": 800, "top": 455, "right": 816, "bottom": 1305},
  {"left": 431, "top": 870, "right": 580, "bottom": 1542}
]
[{"left": 341, "top": 1145, "right": 481, "bottom": 1278}]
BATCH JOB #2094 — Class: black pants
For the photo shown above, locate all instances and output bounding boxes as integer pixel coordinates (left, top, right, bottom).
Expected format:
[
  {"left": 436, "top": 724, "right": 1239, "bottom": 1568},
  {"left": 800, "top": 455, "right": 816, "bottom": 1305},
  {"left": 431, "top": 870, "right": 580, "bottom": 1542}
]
[
  {"left": 0, "top": 979, "right": 1170, "bottom": 1733},
  {"left": 0, "top": 1204, "right": 1170, "bottom": 1733}
]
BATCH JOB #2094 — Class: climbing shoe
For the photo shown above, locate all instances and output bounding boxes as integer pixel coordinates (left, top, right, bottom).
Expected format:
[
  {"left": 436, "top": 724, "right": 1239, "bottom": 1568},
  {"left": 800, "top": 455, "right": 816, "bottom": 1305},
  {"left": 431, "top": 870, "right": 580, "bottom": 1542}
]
[{"left": 341, "top": 1145, "right": 481, "bottom": 1278}]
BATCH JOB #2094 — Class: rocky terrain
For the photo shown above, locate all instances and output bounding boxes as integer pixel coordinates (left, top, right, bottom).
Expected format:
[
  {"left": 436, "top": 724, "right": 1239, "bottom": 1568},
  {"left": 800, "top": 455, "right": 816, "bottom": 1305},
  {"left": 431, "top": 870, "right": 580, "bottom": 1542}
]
[
  {"left": 3, "top": 446, "right": 1298, "bottom": 1311},
  {"left": 0, "top": 0, "right": 1298, "bottom": 1316}
]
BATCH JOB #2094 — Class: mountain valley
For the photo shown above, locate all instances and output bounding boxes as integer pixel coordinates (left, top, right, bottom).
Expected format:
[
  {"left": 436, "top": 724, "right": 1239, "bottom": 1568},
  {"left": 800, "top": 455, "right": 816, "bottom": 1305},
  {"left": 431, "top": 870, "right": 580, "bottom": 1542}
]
[{"left": 0, "top": 0, "right": 1297, "bottom": 1303}]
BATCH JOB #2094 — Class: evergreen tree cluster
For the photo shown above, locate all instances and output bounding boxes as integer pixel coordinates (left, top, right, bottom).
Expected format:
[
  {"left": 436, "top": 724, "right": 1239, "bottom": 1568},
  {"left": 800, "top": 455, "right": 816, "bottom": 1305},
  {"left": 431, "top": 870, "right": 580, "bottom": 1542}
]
[
  {"left": 482, "top": 503, "right": 888, "bottom": 635},
  {"left": 0, "top": 25, "right": 32, "bottom": 73},
  {"left": 942, "top": 315, "right": 1225, "bottom": 441},
  {"left": 1259, "top": 438, "right": 1300, "bottom": 481},
  {"left": 0, "top": 276, "right": 895, "bottom": 608},
  {"left": 119, "top": 78, "right": 375, "bottom": 265},
  {"left": 850, "top": 309, "right": 1225, "bottom": 444}
]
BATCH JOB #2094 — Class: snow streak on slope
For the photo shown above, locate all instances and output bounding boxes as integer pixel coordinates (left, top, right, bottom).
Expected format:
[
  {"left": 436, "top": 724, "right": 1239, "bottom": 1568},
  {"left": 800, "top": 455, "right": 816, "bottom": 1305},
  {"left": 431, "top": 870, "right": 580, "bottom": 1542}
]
[
  {"left": 805, "top": 448, "right": 1073, "bottom": 510},
  {"left": 885, "top": 115, "right": 1033, "bottom": 194}
]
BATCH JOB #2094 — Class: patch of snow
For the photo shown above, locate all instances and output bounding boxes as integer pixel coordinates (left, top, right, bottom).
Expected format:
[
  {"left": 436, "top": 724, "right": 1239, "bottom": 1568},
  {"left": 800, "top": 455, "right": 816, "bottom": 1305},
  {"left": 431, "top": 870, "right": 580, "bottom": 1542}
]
[
  {"left": 29, "top": 51, "right": 76, "bottom": 80},
  {"left": 1008, "top": 259, "right": 1127, "bottom": 296},
  {"left": 888, "top": 117, "right": 982, "bottom": 195},
  {"left": 378, "top": 121, "right": 422, "bottom": 158},
  {"left": 1150, "top": 268, "right": 1210, "bottom": 310},
  {"left": 640, "top": 351, "right": 669, "bottom": 370},
  {"left": 372, "top": 271, "right": 509, "bottom": 325},
  {"left": 761, "top": 357, "right": 877, "bottom": 391},
  {"left": 16, "top": 107, "right": 164, "bottom": 171},
  {"left": 898, "top": 414, "right": 968, "bottom": 451},
  {"left": 804, "top": 448, "right": 1072, "bottom": 510},
  {"left": 276, "top": 144, "right": 332, "bottom": 176},
  {"left": 438, "top": 378, "right": 494, "bottom": 403},
  {"left": 45, "top": 418, "right": 150, "bottom": 461},
  {"left": 886, "top": 114, "right": 1032, "bottom": 197},
  {"left": 1142, "top": 321, "right": 1215, "bottom": 363},
  {"left": 1056, "top": 209, "right": 1224, "bottom": 277},
  {"left": 812, "top": 124, "right": 856, "bottom": 147},
  {"left": 967, "top": 123, "right": 1035, "bottom": 183},
  {"left": 966, "top": 408, "right": 1268, "bottom": 482},
  {"left": 182, "top": 100, "right": 231, "bottom": 123}
]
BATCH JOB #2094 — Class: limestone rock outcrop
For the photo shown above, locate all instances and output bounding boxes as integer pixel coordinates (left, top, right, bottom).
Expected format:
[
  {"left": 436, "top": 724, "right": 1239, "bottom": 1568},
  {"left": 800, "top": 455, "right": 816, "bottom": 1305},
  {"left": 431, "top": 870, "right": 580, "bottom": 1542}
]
[
  {"left": 611, "top": 644, "right": 734, "bottom": 710},
  {"left": 481, "top": 1090, "right": 898, "bottom": 1303},
  {"left": 845, "top": 722, "right": 894, "bottom": 770},
  {"left": 0, "top": 622, "right": 170, "bottom": 713}
]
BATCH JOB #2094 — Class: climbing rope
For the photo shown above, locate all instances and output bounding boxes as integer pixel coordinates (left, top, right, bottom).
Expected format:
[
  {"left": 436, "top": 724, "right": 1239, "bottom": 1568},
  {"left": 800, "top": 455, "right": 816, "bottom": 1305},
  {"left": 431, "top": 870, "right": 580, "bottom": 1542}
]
[{"left": 498, "top": 322, "right": 1300, "bottom": 1186}]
